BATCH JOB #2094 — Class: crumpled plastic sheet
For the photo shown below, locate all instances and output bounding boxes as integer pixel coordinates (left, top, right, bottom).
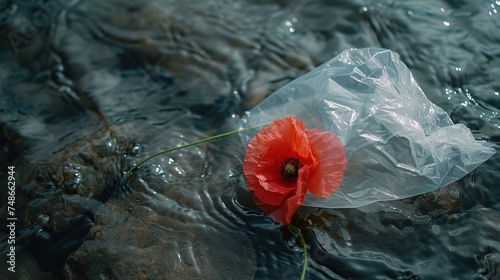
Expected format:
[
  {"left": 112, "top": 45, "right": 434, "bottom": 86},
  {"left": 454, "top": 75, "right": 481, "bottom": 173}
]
[{"left": 240, "top": 48, "right": 496, "bottom": 209}]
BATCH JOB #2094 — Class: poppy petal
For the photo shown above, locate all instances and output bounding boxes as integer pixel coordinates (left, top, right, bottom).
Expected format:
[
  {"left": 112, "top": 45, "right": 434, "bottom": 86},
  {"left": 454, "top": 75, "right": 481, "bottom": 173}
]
[
  {"left": 243, "top": 117, "right": 311, "bottom": 206},
  {"left": 250, "top": 193, "right": 283, "bottom": 222},
  {"left": 281, "top": 165, "right": 311, "bottom": 224},
  {"left": 243, "top": 116, "right": 347, "bottom": 225},
  {"left": 305, "top": 128, "right": 347, "bottom": 197},
  {"left": 251, "top": 181, "right": 289, "bottom": 206}
]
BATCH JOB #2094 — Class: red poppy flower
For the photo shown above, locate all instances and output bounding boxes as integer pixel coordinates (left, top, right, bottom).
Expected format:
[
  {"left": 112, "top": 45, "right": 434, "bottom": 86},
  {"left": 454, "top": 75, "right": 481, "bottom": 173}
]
[{"left": 243, "top": 116, "right": 347, "bottom": 224}]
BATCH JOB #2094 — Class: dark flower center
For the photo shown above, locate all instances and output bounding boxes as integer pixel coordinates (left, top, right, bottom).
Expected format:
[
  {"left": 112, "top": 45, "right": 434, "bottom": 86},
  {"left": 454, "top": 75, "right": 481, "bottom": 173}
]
[{"left": 279, "top": 157, "right": 302, "bottom": 182}]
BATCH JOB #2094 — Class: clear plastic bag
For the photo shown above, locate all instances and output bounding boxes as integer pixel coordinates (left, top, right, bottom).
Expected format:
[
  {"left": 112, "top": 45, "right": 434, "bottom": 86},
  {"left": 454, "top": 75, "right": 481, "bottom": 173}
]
[{"left": 240, "top": 48, "right": 496, "bottom": 209}]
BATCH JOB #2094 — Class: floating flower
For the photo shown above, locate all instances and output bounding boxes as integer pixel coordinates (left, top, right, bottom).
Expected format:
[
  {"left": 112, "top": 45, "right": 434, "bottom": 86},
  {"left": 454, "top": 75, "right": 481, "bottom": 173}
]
[{"left": 243, "top": 116, "right": 347, "bottom": 224}]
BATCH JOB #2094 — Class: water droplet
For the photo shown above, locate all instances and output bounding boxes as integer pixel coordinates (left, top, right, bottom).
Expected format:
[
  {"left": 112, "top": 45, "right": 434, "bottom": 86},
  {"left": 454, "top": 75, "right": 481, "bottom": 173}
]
[
  {"left": 65, "top": 183, "right": 79, "bottom": 194},
  {"left": 340, "top": 228, "right": 351, "bottom": 241},
  {"left": 130, "top": 145, "right": 141, "bottom": 155}
]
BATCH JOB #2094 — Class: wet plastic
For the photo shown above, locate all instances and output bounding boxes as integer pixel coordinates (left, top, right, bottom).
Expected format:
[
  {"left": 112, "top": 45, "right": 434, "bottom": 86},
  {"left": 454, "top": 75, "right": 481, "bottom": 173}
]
[{"left": 240, "top": 48, "right": 496, "bottom": 209}]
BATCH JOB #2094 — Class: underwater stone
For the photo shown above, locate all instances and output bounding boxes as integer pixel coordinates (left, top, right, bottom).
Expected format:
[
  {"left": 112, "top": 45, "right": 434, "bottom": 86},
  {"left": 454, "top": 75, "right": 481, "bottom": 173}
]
[{"left": 62, "top": 164, "right": 82, "bottom": 194}]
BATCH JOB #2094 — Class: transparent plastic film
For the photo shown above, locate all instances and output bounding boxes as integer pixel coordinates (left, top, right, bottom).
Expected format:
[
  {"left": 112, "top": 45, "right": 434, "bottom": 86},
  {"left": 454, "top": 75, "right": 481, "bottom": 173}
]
[{"left": 240, "top": 48, "right": 496, "bottom": 209}]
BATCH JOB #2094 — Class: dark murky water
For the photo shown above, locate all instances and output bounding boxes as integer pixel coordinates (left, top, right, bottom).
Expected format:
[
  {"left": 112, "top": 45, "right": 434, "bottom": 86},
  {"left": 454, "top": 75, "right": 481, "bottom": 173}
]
[{"left": 1, "top": 0, "right": 499, "bottom": 279}]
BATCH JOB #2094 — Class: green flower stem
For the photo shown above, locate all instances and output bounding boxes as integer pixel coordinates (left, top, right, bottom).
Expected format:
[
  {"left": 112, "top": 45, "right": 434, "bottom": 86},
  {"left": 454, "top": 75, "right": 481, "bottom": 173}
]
[
  {"left": 288, "top": 225, "right": 308, "bottom": 280},
  {"left": 122, "top": 123, "right": 268, "bottom": 182},
  {"left": 298, "top": 230, "right": 308, "bottom": 280}
]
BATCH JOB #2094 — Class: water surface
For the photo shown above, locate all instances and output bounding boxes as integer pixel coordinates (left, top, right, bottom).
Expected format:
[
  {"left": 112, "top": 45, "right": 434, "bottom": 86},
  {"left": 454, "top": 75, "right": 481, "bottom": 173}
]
[{"left": 0, "top": 0, "right": 499, "bottom": 279}]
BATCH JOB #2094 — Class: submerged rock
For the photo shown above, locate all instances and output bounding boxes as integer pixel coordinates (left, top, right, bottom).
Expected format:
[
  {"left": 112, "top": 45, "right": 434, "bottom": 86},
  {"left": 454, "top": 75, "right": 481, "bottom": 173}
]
[
  {"left": 1, "top": 0, "right": 499, "bottom": 279},
  {"left": 63, "top": 199, "right": 256, "bottom": 279}
]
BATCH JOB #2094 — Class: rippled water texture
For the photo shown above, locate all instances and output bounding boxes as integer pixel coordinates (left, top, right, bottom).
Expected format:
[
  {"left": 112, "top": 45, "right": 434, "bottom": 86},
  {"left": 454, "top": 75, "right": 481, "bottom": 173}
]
[{"left": 1, "top": 0, "right": 499, "bottom": 279}]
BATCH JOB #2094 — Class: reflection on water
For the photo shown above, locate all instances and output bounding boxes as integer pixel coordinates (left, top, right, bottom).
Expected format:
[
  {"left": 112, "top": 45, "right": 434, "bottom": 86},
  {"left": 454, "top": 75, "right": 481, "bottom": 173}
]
[{"left": 0, "top": 0, "right": 499, "bottom": 279}]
